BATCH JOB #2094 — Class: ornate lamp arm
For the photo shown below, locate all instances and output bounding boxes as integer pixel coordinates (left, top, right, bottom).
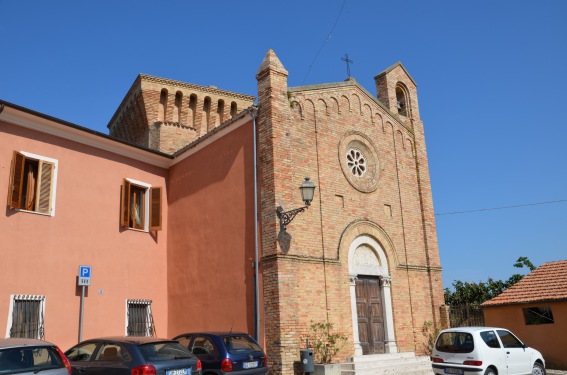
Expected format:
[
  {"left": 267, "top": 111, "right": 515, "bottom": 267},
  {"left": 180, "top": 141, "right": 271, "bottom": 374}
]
[{"left": 276, "top": 205, "right": 308, "bottom": 231}]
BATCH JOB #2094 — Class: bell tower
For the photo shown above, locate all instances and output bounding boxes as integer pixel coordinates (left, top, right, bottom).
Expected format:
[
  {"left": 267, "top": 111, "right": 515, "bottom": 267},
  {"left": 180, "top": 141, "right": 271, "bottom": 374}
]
[{"left": 374, "top": 62, "right": 420, "bottom": 128}]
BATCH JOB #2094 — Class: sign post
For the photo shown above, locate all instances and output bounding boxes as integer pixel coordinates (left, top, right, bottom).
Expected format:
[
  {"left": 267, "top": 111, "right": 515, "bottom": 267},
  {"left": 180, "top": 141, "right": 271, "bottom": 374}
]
[{"left": 77, "top": 265, "right": 91, "bottom": 343}]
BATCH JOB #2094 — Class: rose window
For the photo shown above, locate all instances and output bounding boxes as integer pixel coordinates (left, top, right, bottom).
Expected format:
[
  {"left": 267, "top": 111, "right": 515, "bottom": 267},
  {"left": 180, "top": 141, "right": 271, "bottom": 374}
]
[
  {"left": 339, "top": 131, "right": 380, "bottom": 193},
  {"left": 346, "top": 148, "right": 366, "bottom": 177}
]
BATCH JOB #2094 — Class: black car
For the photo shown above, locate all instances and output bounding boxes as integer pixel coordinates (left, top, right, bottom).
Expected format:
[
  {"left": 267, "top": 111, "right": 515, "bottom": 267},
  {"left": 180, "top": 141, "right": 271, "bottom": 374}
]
[
  {"left": 172, "top": 332, "right": 267, "bottom": 375},
  {"left": 65, "top": 336, "right": 202, "bottom": 375}
]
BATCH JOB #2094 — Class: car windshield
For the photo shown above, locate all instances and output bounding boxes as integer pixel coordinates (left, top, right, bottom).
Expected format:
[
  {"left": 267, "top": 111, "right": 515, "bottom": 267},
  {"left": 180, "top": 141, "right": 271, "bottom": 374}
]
[
  {"left": 0, "top": 346, "right": 64, "bottom": 374},
  {"left": 222, "top": 336, "right": 262, "bottom": 354},
  {"left": 435, "top": 332, "right": 475, "bottom": 353},
  {"left": 138, "top": 342, "right": 194, "bottom": 362}
]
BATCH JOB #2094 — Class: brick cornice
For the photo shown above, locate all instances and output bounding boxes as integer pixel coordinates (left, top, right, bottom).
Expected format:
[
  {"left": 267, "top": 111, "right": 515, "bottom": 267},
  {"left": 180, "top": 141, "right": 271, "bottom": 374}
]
[
  {"left": 397, "top": 264, "right": 443, "bottom": 273},
  {"left": 288, "top": 79, "right": 414, "bottom": 135},
  {"left": 154, "top": 121, "right": 196, "bottom": 131},
  {"left": 139, "top": 74, "right": 256, "bottom": 101},
  {"left": 262, "top": 253, "right": 340, "bottom": 265},
  {"left": 107, "top": 74, "right": 256, "bottom": 129}
]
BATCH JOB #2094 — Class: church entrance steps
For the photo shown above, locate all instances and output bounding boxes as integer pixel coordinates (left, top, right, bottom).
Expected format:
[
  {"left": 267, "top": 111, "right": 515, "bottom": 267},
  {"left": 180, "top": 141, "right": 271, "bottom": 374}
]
[{"left": 341, "top": 352, "right": 433, "bottom": 375}]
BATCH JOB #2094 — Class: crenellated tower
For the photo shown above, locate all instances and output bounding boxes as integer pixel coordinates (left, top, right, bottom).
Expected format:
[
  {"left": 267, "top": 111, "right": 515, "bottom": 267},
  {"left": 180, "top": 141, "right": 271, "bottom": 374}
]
[{"left": 107, "top": 74, "right": 255, "bottom": 154}]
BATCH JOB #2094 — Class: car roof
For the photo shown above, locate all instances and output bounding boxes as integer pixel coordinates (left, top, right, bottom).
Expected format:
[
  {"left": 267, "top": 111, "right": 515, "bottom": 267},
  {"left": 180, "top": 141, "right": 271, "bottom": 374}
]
[
  {"left": 174, "top": 332, "right": 250, "bottom": 337},
  {"left": 440, "top": 327, "right": 503, "bottom": 333},
  {"left": 0, "top": 338, "right": 57, "bottom": 349},
  {"left": 80, "top": 336, "right": 178, "bottom": 345}
]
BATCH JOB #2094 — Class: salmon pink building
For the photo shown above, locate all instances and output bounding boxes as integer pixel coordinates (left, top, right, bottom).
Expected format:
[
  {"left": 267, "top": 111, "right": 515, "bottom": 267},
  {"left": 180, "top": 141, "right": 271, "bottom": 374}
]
[
  {"left": 1, "top": 50, "right": 445, "bottom": 374},
  {"left": 483, "top": 260, "right": 567, "bottom": 370}
]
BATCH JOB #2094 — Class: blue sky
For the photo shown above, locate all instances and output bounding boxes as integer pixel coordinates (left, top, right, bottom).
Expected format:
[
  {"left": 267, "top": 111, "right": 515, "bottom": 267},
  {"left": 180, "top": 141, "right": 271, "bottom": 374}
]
[{"left": 2, "top": 1, "right": 566, "bottom": 289}]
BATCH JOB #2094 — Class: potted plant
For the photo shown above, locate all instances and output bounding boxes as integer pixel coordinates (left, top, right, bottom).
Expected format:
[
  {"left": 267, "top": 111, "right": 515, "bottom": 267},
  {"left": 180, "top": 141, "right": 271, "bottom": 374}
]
[{"left": 308, "top": 321, "right": 348, "bottom": 375}]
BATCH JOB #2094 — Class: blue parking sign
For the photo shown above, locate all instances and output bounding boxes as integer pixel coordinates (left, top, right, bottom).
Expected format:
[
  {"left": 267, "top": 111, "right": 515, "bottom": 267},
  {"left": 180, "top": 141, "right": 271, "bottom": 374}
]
[{"left": 78, "top": 265, "right": 91, "bottom": 286}]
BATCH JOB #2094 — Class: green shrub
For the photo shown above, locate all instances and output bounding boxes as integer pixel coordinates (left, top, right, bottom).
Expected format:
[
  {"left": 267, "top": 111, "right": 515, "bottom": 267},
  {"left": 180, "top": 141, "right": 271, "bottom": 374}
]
[{"left": 308, "top": 321, "right": 348, "bottom": 364}]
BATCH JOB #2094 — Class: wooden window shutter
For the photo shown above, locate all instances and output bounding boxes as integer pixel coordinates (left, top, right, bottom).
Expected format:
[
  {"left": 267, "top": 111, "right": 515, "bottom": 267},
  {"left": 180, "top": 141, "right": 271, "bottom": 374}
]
[
  {"left": 7, "top": 151, "right": 26, "bottom": 209},
  {"left": 121, "top": 179, "right": 131, "bottom": 227},
  {"left": 149, "top": 186, "right": 162, "bottom": 231},
  {"left": 35, "top": 161, "right": 54, "bottom": 214}
]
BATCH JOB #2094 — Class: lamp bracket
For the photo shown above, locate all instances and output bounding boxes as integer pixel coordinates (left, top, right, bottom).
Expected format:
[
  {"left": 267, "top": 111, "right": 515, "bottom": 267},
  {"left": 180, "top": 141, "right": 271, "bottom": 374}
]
[{"left": 276, "top": 205, "right": 308, "bottom": 231}]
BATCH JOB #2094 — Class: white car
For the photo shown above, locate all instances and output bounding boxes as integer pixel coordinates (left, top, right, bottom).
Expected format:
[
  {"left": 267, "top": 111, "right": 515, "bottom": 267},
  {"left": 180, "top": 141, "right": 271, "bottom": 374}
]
[
  {"left": 0, "top": 338, "right": 71, "bottom": 375},
  {"left": 431, "top": 327, "right": 545, "bottom": 375}
]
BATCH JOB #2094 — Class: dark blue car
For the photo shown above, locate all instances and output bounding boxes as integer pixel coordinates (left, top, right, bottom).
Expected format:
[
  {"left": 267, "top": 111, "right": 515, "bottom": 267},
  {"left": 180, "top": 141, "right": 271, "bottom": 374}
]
[
  {"left": 172, "top": 332, "right": 267, "bottom": 375},
  {"left": 65, "top": 336, "right": 202, "bottom": 375}
]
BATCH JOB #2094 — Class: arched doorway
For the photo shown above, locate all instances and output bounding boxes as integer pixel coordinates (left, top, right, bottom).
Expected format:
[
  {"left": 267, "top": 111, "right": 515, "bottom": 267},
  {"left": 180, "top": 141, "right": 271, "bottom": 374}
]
[{"left": 348, "top": 235, "right": 398, "bottom": 356}]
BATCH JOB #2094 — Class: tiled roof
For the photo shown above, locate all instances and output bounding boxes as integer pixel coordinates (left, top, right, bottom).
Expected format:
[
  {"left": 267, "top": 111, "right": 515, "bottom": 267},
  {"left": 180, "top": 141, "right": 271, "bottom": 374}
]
[{"left": 482, "top": 259, "right": 567, "bottom": 306}]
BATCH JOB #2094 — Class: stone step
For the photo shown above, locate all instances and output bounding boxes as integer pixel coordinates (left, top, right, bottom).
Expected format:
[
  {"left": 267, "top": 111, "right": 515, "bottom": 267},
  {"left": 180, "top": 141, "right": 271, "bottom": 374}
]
[
  {"left": 343, "top": 356, "right": 430, "bottom": 370},
  {"left": 345, "top": 352, "right": 418, "bottom": 363},
  {"left": 342, "top": 366, "right": 432, "bottom": 375},
  {"left": 341, "top": 352, "right": 433, "bottom": 375}
]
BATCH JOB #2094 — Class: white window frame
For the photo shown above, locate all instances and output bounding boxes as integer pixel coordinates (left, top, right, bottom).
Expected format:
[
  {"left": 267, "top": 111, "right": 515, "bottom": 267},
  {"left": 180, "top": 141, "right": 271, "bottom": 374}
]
[
  {"left": 125, "top": 178, "right": 151, "bottom": 232},
  {"left": 5, "top": 294, "right": 46, "bottom": 339},
  {"left": 125, "top": 299, "right": 155, "bottom": 337},
  {"left": 14, "top": 151, "right": 58, "bottom": 216},
  {"left": 8, "top": 151, "right": 59, "bottom": 216}
]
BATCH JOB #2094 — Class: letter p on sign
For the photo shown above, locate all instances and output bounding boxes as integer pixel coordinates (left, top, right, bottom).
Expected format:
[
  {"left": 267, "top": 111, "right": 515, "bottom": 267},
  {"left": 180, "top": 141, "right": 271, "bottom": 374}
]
[{"left": 78, "top": 265, "right": 91, "bottom": 286}]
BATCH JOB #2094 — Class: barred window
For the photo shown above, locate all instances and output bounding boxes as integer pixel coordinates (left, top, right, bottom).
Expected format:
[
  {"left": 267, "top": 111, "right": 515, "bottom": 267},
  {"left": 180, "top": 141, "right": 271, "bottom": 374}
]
[
  {"left": 126, "top": 299, "right": 155, "bottom": 337},
  {"left": 8, "top": 295, "right": 45, "bottom": 339}
]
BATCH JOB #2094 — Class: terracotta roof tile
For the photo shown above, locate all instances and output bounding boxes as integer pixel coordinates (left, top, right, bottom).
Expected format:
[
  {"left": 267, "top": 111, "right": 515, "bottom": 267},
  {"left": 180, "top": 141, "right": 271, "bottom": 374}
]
[{"left": 482, "top": 259, "right": 567, "bottom": 306}]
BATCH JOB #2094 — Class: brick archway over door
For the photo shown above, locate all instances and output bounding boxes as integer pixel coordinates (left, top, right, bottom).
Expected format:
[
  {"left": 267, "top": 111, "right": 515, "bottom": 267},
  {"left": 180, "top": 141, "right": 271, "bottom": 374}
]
[{"left": 347, "top": 231, "right": 398, "bottom": 355}]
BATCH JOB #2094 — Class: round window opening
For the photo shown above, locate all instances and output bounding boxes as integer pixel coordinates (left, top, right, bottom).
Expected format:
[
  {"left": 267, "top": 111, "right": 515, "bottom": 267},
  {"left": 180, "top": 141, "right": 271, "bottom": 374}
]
[
  {"left": 346, "top": 148, "right": 366, "bottom": 177},
  {"left": 338, "top": 132, "right": 380, "bottom": 193}
]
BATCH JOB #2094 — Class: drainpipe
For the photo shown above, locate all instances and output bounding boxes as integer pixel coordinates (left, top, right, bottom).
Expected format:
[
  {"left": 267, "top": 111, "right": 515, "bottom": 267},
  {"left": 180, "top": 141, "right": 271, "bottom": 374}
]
[{"left": 248, "top": 107, "right": 261, "bottom": 342}]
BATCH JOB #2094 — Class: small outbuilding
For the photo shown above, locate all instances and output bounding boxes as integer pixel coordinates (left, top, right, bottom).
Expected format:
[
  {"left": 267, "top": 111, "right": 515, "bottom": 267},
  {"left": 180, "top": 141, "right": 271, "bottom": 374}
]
[{"left": 482, "top": 259, "right": 567, "bottom": 370}]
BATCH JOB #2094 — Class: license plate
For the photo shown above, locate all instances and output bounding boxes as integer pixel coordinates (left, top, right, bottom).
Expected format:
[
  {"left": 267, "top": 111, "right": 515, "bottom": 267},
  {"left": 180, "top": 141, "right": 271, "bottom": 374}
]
[
  {"left": 243, "top": 361, "right": 258, "bottom": 369},
  {"left": 444, "top": 368, "right": 463, "bottom": 375},
  {"left": 167, "top": 369, "right": 191, "bottom": 375}
]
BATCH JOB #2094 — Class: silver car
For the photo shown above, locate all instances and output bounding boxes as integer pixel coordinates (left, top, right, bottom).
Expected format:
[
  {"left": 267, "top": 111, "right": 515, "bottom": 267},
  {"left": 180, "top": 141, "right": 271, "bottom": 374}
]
[{"left": 0, "top": 338, "right": 71, "bottom": 374}]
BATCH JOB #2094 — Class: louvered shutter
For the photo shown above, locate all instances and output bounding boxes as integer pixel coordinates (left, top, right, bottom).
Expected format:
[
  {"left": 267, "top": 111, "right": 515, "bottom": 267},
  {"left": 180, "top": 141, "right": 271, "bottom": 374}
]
[
  {"left": 121, "top": 179, "right": 131, "bottom": 227},
  {"left": 149, "top": 186, "right": 162, "bottom": 231},
  {"left": 7, "top": 151, "right": 26, "bottom": 209},
  {"left": 35, "top": 161, "right": 54, "bottom": 214}
]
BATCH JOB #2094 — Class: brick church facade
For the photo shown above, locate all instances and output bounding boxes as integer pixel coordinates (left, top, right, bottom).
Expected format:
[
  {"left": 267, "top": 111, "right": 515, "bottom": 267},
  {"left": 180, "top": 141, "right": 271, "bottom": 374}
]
[
  {"left": 0, "top": 49, "right": 444, "bottom": 374},
  {"left": 254, "top": 50, "right": 443, "bottom": 373}
]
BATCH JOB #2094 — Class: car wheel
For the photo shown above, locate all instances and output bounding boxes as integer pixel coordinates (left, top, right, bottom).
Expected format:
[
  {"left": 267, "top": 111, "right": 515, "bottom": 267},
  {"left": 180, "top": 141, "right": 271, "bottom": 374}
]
[
  {"left": 484, "top": 368, "right": 497, "bottom": 375},
  {"left": 532, "top": 363, "right": 546, "bottom": 375}
]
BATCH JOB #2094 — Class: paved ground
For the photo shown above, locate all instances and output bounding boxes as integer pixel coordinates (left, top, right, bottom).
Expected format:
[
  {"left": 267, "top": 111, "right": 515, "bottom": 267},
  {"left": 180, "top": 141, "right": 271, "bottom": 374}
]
[
  {"left": 428, "top": 367, "right": 566, "bottom": 374},
  {"left": 428, "top": 370, "right": 566, "bottom": 374},
  {"left": 428, "top": 369, "right": 566, "bottom": 374}
]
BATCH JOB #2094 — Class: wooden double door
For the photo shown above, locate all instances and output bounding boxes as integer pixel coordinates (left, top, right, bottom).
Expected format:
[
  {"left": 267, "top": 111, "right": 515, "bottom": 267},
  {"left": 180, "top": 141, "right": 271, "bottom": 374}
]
[{"left": 356, "top": 276, "right": 385, "bottom": 354}]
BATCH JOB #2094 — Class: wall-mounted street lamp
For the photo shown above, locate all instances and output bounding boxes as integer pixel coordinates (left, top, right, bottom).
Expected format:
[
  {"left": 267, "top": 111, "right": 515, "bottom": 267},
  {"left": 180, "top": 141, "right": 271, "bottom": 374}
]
[{"left": 276, "top": 177, "right": 316, "bottom": 232}]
